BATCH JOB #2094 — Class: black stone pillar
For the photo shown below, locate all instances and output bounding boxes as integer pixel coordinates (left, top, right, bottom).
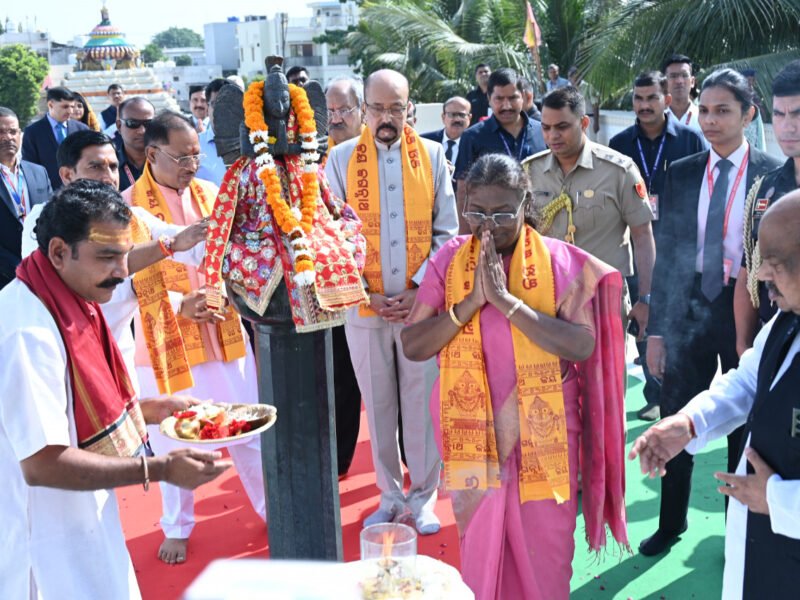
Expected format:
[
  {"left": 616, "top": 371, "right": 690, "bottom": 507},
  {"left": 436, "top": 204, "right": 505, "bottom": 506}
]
[{"left": 231, "top": 281, "right": 342, "bottom": 561}]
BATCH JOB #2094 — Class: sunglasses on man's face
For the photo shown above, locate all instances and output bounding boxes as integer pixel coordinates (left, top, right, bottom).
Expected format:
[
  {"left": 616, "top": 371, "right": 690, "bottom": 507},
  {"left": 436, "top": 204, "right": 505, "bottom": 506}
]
[{"left": 122, "top": 118, "right": 152, "bottom": 130}]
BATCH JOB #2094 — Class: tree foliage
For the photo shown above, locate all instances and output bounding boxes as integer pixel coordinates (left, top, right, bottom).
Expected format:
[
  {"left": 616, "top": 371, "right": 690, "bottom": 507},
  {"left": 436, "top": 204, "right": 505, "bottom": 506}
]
[
  {"left": 333, "top": 0, "right": 608, "bottom": 102},
  {"left": 151, "top": 27, "right": 203, "bottom": 49},
  {"left": 578, "top": 0, "right": 800, "bottom": 102},
  {"left": 339, "top": 0, "right": 799, "bottom": 107},
  {"left": 174, "top": 54, "right": 193, "bottom": 67},
  {"left": 0, "top": 44, "right": 49, "bottom": 124},
  {"left": 338, "top": 0, "right": 532, "bottom": 102},
  {"left": 142, "top": 42, "right": 166, "bottom": 64}
]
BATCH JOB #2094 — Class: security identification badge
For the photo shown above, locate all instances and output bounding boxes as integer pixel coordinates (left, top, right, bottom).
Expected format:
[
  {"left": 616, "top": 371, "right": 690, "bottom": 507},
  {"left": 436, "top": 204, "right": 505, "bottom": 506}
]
[{"left": 648, "top": 194, "right": 659, "bottom": 220}]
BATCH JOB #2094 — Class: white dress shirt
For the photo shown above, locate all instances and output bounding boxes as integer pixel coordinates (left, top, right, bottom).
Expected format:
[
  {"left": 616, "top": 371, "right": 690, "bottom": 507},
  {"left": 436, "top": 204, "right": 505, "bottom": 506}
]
[
  {"left": 441, "top": 131, "right": 461, "bottom": 166},
  {"left": 682, "top": 313, "right": 800, "bottom": 599},
  {"left": 695, "top": 141, "right": 749, "bottom": 275},
  {"left": 0, "top": 158, "right": 30, "bottom": 219},
  {"left": 669, "top": 103, "right": 705, "bottom": 138}
]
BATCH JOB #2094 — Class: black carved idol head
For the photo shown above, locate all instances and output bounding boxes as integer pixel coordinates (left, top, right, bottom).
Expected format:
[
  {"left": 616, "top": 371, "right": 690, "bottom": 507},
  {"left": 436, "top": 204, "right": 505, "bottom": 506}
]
[{"left": 213, "top": 56, "right": 329, "bottom": 162}]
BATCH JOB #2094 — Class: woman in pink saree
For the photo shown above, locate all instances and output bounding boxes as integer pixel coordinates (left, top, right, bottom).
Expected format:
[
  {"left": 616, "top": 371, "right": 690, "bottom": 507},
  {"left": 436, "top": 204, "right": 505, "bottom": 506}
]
[{"left": 402, "top": 154, "right": 629, "bottom": 599}]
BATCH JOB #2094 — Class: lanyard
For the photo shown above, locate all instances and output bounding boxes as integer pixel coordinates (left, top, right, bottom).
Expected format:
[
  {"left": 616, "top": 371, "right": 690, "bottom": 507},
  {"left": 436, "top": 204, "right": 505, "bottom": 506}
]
[
  {"left": 498, "top": 126, "right": 528, "bottom": 162},
  {"left": 0, "top": 166, "right": 26, "bottom": 219},
  {"left": 123, "top": 163, "right": 136, "bottom": 188},
  {"left": 706, "top": 149, "right": 749, "bottom": 238},
  {"left": 684, "top": 110, "right": 692, "bottom": 126},
  {"left": 635, "top": 134, "right": 667, "bottom": 192}
]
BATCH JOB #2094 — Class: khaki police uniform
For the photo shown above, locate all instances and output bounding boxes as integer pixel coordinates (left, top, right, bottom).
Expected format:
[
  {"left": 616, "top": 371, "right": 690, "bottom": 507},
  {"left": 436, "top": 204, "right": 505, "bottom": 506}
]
[{"left": 523, "top": 140, "right": 653, "bottom": 277}]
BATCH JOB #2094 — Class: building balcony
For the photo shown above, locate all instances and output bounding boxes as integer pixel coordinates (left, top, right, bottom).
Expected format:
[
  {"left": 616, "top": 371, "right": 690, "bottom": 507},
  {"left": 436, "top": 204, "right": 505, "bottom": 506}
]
[{"left": 283, "top": 54, "right": 351, "bottom": 69}]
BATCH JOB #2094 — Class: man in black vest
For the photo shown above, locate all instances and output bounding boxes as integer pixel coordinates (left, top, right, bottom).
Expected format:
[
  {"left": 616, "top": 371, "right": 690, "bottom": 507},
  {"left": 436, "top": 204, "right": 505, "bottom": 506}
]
[{"left": 630, "top": 189, "right": 800, "bottom": 599}]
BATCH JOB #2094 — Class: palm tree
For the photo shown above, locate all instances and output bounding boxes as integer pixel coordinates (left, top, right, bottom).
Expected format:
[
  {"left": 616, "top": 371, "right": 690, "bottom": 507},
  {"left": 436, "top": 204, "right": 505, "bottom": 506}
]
[
  {"left": 343, "top": 0, "right": 532, "bottom": 102},
  {"left": 577, "top": 0, "right": 800, "bottom": 103}
]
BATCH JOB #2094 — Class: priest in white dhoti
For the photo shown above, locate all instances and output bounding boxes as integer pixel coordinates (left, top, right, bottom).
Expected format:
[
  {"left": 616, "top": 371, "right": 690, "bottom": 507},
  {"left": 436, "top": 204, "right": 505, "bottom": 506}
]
[
  {"left": 121, "top": 111, "right": 266, "bottom": 564},
  {"left": 630, "top": 191, "right": 800, "bottom": 599},
  {"left": 0, "top": 180, "right": 230, "bottom": 599}
]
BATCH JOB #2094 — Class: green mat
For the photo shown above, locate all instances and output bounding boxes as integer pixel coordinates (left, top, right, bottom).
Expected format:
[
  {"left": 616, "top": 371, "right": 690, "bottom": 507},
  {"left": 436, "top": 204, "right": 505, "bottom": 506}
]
[{"left": 569, "top": 375, "right": 727, "bottom": 599}]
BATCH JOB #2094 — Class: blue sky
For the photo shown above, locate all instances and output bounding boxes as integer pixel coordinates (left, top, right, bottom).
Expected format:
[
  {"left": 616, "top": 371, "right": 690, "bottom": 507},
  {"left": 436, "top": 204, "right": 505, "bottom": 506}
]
[{"left": 5, "top": 1, "right": 312, "bottom": 47}]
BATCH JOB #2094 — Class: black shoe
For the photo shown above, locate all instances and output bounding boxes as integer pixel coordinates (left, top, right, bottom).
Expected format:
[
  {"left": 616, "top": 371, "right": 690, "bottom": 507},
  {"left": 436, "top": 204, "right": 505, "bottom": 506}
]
[
  {"left": 637, "top": 402, "right": 661, "bottom": 422},
  {"left": 639, "top": 522, "right": 688, "bottom": 556}
]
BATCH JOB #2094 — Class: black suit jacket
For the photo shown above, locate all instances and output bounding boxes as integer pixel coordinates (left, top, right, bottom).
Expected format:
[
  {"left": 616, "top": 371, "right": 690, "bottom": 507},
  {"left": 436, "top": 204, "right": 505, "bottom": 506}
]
[
  {"left": 649, "top": 147, "right": 783, "bottom": 339},
  {"left": 420, "top": 128, "right": 444, "bottom": 143},
  {"left": 101, "top": 105, "right": 117, "bottom": 130},
  {"left": 0, "top": 160, "right": 51, "bottom": 288},
  {"left": 22, "top": 117, "right": 89, "bottom": 190}
]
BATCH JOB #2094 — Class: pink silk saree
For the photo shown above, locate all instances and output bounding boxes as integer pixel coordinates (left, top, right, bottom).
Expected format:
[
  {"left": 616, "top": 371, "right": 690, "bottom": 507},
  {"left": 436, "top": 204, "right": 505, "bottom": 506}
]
[{"left": 416, "top": 233, "right": 628, "bottom": 600}]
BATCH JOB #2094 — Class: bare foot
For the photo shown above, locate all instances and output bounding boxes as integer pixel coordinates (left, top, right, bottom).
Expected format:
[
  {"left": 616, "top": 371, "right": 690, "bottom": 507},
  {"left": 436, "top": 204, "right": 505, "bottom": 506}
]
[{"left": 157, "top": 537, "right": 188, "bottom": 565}]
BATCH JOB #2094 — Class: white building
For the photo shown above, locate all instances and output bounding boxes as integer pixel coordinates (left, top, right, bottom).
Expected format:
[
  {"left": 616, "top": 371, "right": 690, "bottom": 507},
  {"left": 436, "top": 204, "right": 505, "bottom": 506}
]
[
  {"left": 204, "top": 19, "right": 240, "bottom": 73},
  {"left": 235, "top": 1, "right": 359, "bottom": 85},
  {"left": 150, "top": 63, "right": 223, "bottom": 110},
  {"left": 0, "top": 24, "right": 50, "bottom": 60},
  {"left": 162, "top": 47, "right": 206, "bottom": 66}
]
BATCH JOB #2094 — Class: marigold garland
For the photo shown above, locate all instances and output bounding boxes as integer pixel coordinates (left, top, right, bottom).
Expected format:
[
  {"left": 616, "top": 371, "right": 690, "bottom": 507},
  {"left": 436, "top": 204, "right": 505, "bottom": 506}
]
[{"left": 243, "top": 80, "right": 321, "bottom": 285}]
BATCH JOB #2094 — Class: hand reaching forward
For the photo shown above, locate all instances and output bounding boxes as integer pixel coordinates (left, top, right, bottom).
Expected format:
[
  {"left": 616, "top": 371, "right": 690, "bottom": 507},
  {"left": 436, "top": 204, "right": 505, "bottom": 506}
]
[
  {"left": 172, "top": 217, "right": 210, "bottom": 252},
  {"left": 139, "top": 395, "right": 201, "bottom": 425},
  {"left": 628, "top": 413, "right": 695, "bottom": 477},
  {"left": 180, "top": 289, "right": 226, "bottom": 323}
]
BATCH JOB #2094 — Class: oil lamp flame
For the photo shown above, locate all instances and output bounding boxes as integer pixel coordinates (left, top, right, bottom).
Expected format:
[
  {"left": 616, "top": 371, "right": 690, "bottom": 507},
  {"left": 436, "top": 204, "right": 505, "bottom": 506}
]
[{"left": 381, "top": 530, "right": 396, "bottom": 559}]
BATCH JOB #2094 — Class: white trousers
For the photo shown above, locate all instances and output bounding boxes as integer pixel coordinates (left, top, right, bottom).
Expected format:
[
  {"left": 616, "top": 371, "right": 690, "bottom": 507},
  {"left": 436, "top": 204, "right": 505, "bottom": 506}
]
[
  {"left": 345, "top": 320, "right": 440, "bottom": 515},
  {"left": 138, "top": 348, "right": 267, "bottom": 539}
]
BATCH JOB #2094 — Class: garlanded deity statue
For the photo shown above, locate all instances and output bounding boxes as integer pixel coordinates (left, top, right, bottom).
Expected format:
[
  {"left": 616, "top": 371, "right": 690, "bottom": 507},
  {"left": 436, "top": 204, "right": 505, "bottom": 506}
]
[{"left": 204, "top": 58, "right": 367, "bottom": 330}]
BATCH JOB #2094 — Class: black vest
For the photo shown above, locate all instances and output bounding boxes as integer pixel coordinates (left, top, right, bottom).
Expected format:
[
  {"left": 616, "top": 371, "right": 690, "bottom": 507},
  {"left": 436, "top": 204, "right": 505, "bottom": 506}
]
[{"left": 741, "top": 311, "right": 800, "bottom": 598}]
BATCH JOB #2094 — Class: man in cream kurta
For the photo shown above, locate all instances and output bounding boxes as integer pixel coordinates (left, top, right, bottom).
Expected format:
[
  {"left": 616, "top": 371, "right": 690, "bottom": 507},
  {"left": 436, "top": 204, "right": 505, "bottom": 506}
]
[
  {"left": 122, "top": 111, "right": 265, "bottom": 564},
  {"left": 325, "top": 70, "right": 458, "bottom": 534},
  {"left": 21, "top": 130, "right": 208, "bottom": 392}
]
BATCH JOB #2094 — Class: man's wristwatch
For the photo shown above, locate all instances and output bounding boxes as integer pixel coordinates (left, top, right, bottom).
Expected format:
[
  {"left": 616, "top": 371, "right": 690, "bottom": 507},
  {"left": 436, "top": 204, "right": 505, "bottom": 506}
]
[{"left": 638, "top": 294, "right": 651, "bottom": 305}]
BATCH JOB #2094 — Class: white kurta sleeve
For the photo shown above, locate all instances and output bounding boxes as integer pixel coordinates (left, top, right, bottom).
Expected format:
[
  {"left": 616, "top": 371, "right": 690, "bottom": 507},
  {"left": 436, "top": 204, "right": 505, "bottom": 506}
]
[
  {"left": 0, "top": 325, "right": 71, "bottom": 461},
  {"left": 682, "top": 317, "right": 774, "bottom": 454},
  {"left": 130, "top": 206, "right": 205, "bottom": 267},
  {"left": 21, "top": 203, "right": 45, "bottom": 258},
  {"left": 766, "top": 475, "right": 800, "bottom": 539}
]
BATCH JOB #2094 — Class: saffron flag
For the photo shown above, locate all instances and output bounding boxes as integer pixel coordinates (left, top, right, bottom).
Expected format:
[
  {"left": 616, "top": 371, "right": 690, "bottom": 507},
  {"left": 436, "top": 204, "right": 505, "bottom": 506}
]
[{"left": 523, "top": 1, "right": 542, "bottom": 48}]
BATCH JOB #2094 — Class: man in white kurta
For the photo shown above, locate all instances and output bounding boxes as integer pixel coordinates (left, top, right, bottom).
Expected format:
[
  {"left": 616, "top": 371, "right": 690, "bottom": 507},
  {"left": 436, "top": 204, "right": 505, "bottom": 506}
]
[
  {"left": 122, "top": 111, "right": 265, "bottom": 563},
  {"left": 325, "top": 70, "right": 458, "bottom": 534},
  {"left": 0, "top": 182, "right": 230, "bottom": 599},
  {"left": 630, "top": 191, "right": 800, "bottom": 598},
  {"left": 0, "top": 278, "right": 140, "bottom": 599},
  {"left": 678, "top": 315, "right": 800, "bottom": 598}
]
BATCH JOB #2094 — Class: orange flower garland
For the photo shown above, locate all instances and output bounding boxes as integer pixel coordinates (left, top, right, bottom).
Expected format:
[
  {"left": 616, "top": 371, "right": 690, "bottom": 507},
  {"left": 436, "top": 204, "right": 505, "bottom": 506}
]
[{"left": 243, "top": 80, "right": 321, "bottom": 285}]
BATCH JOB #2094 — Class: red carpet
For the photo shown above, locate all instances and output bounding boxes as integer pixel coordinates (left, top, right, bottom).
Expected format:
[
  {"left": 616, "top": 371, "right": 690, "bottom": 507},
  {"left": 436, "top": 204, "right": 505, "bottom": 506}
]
[{"left": 118, "top": 408, "right": 461, "bottom": 599}]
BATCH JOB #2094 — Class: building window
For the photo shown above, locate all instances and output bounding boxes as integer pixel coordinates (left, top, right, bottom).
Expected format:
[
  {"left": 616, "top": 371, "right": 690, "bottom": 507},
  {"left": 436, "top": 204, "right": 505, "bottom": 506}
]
[{"left": 290, "top": 43, "right": 314, "bottom": 57}]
